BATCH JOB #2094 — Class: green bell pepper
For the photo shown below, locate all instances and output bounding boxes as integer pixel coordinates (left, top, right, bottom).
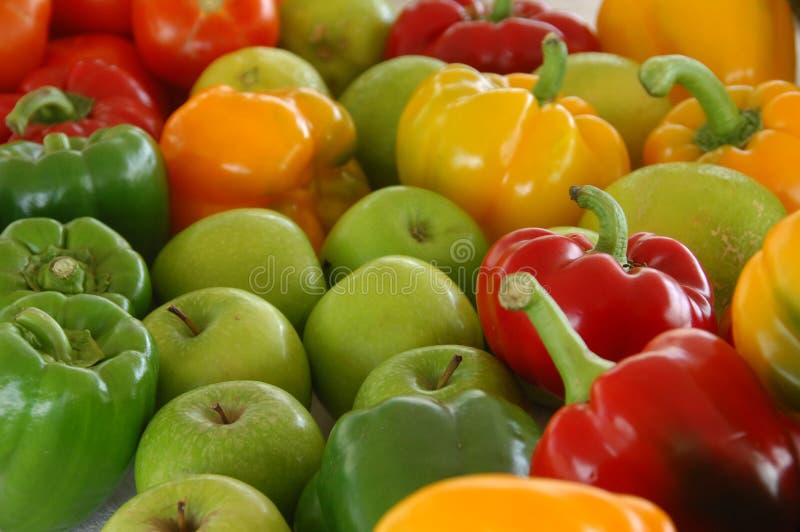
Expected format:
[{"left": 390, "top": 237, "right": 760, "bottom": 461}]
[
  {"left": 309, "top": 390, "right": 540, "bottom": 532},
  {"left": 0, "top": 125, "right": 169, "bottom": 262},
  {"left": 0, "top": 217, "right": 152, "bottom": 318},
  {"left": 0, "top": 292, "right": 159, "bottom": 532}
]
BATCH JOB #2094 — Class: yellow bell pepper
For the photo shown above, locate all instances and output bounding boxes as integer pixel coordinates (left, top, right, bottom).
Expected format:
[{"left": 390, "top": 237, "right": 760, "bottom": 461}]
[
  {"left": 375, "top": 474, "right": 676, "bottom": 532},
  {"left": 732, "top": 209, "right": 800, "bottom": 412},
  {"left": 640, "top": 54, "right": 800, "bottom": 214},
  {"left": 597, "top": 0, "right": 796, "bottom": 95},
  {"left": 396, "top": 35, "right": 630, "bottom": 242},
  {"left": 160, "top": 84, "right": 370, "bottom": 252}
]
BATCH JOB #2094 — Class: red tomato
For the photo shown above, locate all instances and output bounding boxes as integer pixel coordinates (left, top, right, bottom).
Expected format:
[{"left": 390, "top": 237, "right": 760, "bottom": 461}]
[
  {"left": 0, "top": 0, "right": 51, "bottom": 92},
  {"left": 51, "top": 0, "right": 132, "bottom": 36},
  {"left": 132, "top": 0, "right": 279, "bottom": 90},
  {"left": 43, "top": 33, "right": 169, "bottom": 114}
]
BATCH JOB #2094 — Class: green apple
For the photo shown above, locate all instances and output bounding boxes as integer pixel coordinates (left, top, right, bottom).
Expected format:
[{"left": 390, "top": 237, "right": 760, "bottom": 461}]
[
  {"left": 102, "top": 474, "right": 290, "bottom": 531},
  {"left": 151, "top": 208, "right": 326, "bottom": 332},
  {"left": 303, "top": 255, "right": 484, "bottom": 417},
  {"left": 134, "top": 380, "right": 325, "bottom": 520},
  {"left": 191, "top": 46, "right": 330, "bottom": 96},
  {"left": 578, "top": 162, "right": 787, "bottom": 313},
  {"left": 321, "top": 186, "right": 488, "bottom": 300},
  {"left": 143, "top": 287, "right": 311, "bottom": 408},
  {"left": 339, "top": 56, "right": 445, "bottom": 188},
  {"left": 352, "top": 344, "right": 526, "bottom": 410},
  {"left": 278, "top": 0, "right": 396, "bottom": 96},
  {"left": 540, "top": 52, "right": 673, "bottom": 168}
]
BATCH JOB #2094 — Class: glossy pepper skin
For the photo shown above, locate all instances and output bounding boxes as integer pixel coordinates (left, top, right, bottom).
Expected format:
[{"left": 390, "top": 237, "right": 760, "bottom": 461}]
[
  {"left": 0, "top": 125, "right": 170, "bottom": 263},
  {"left": 375, "top": 474, "right": 676, "bottom": 532},
  {"left": 161, "top": 84, "right": 370, "bottom": 252},
  {"left": 4, "top": 58, "right": 164, "bottom": 143},
  {"left": 641, "top": 55, "right": 800, "bottom": 214},
  {"left": 732, "top": 209, "right": 800, "bottom": 412},
  {"left": 0, "top": 292, "right": 158, "bottom": 532},
  {"left": 477, "top": 185, "right": 716, "bottom": 398},
  {"left": 306, "top": 391, "right": 540, "bottom": 532},
  {"left": 597, "top": 0, "right": 796, "bottom": 93},
  {"left": 0, "top": 217, "right": 152, "bottom": 318},
  {"left": 396, "top": 35, "right": 629, "bottom": 242},
  {"left": 385, "top": 0, "right": 599, "bottom": 74},
  {"left": 499, "top": 272, "right": 800, "bottom": 532}
]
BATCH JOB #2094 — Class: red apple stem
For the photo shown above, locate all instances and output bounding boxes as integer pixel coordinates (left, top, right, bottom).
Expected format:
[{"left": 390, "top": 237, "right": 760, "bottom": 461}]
[
  {"left": 436, "top": 354, "right": 463, "bottom": 389},
  {"left": 211, "top": 402, "right": 231, "bottom": 424},
  {"left": 167, "top": 304, "right": 200, "bottom": 336},
  {"left": 177, "top": 500, "right": 187, "bottom": 532}
]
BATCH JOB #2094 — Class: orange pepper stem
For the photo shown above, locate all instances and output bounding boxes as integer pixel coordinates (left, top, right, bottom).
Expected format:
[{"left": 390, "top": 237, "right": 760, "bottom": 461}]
[
  {"left": 533, "top": 33, "right": 568, "bottom": 105},
  {"left": 638, "top": 55, "right": 762, "bottom": 151},
  {"left": 5, "top": 86, "right": 94, "bottom": 136},
  {"left": 569, "top": 185, "right": 629, "bottom": 266},
  {"left": 499, "top": 272, "right": 614, "bottom": 404},
  {"left": 489, "top": 0, "right": 513, "bottom": 22}
]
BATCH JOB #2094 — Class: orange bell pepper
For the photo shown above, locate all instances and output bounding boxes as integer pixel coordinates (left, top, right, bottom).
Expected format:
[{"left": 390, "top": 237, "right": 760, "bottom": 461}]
[
  {"left": 641, "top": 55, "right": 800, "bottom": 214},
  {"left": 375, "top": 473, "right": 676, "bottom": 532},
  {"left": 597, "top": 0, "right": 796, "bottom": 95},
  {"left": 160, "top": 84, "right": 369, "bottom": 251}
]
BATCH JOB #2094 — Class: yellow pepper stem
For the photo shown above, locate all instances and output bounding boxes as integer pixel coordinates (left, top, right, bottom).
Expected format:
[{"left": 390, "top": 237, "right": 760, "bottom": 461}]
[
  {"left": 569, "top": 185, "right": 629, "bottom": 266},
  {"left": 533, "top": 33, "right": 568, "bottom": 105},
  {"left": 499, "top": 272, "right": 614, "bottom": 404},
  {"left": 639, "top": 55, "right": 762, "bottom": 151}
]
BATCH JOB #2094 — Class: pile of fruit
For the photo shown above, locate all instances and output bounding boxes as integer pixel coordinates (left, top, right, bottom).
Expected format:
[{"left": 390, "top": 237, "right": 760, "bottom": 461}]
[{"left": 2, "top": 0, "right": 800, "bottom": 530}]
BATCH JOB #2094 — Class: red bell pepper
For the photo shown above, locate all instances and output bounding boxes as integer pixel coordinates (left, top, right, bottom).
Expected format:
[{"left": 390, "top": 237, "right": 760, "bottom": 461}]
[
  {"left": 385, "top": 0, "right": 599, "bottom": 74},
  {"left": 476, "top": 185, "right": 716, "bottom": 398},
  {"left": 3, "top": 58, "right": 163, "bottom": 143},
  {"left": 498, "top": 271, "right": 800, "bottom": 532}
]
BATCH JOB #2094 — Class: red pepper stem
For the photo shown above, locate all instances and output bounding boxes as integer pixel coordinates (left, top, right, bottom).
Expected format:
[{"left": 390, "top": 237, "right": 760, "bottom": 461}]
[
  {"left": 569, "top": 185, "right": 628, "bottom": 266},
  {"left": 489, "top": 0, "right": 513, "bottom": 22},
  {"left": 533, "top": 33, "right": 568, "bottom": 105},
  {"left": 5, "top": 86, "right": 94, "bottom": 136},
  {"left": 638, "top": 55, "right": 761, "bottom": 151},
  {"left": 499, "top": 272, "right": 614, "bottom": 404}
]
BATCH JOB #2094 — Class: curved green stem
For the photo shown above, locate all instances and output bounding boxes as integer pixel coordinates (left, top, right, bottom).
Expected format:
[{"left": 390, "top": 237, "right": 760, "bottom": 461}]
[
  {"left": 638, "top": 55, "right": 761, "bottom": 150},
  {"left": 5, "top": 86, "right": 93, "bottom": 136},
  {"left": 14, "top": 307, "right": 73, "bottom": 363},
  {"left": 37, "top": 256, "right": 87, "bottom": 294},
  {"left": 533, "top": 33, "right": 568, "bottom": 105},
  {"left": 499, "top": 272, "right": 614, "bottom": 404},
  {"left": 569, "top": 185, "right": 628, "bottom": 266},
  {"left": 43, "top": 133, "right": 73, "bottom": 153},
  {"left": 489, "top": 0, "right": 513, "bottom": 22}
]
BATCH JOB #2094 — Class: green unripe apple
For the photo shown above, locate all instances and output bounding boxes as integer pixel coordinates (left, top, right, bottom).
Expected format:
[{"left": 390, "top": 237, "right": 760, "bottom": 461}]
[
  {"left": 303, "top": 255, "right": 484, "bottom": 417},
  {"left": 542, "top": 52, "right": 673, "bottom": 168},
  {"left": 278, "top": 0, "right": 395, "bottom": 96},
  {"left": 151, "top": 209, "right": 326, "bottom": 333},
  {"left": 578, "top": 162, "right": 786, "bottom": 313}
]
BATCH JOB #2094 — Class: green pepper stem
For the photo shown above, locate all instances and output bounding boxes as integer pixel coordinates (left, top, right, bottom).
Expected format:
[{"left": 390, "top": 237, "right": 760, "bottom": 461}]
[
  {"left": 638, "top": 55, "right": 761, "bottom": 150},
  {"left": 533, "top": 33, "right": 568, "bottom": 106},
  {"left": 14, "top": 307, "right": 73, "bottom": 363},
  {"left": 37, "top": 256, "right": 87, "bottom": 294},
  {"left": 436, "top": 354, "right": 463, "bottom": 389},
  {"left": 5, "top": 86, "right": 94, "bottom": 136},
  {"left": 499, "top": 272, "right": 614, "bottom": 404},
  {"left": 569, "top": 185, "right": 628, "bottom": 266},
  {"left": 489, "top": 0, "right": 513, "bottom": 21},
  {"left": 42, "top": 132, "right": 73, "bottom": 153}
]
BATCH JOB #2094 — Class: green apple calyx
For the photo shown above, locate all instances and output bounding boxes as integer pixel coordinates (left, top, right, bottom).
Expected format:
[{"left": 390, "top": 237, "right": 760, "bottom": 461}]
[
  {"left": 167, "top": 304, "right": 201, "bottom": 336},
  {"left": 436, "top": 354, "right": 463, "bottom": 389}
]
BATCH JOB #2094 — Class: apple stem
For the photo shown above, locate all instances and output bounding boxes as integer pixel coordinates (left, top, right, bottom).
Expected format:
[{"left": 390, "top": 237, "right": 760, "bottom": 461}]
[
  {"left": 211, "top": 402, "right": 231, "bottom": 424},
  {"left": 167, "top": 304, "right": 200, "bottom": 336},
  {"left": 177, "top": 500, "right": 187, "bottom": 532},
  {"left": 436, "top": 354, "right": 464, "bottom": 389}
]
